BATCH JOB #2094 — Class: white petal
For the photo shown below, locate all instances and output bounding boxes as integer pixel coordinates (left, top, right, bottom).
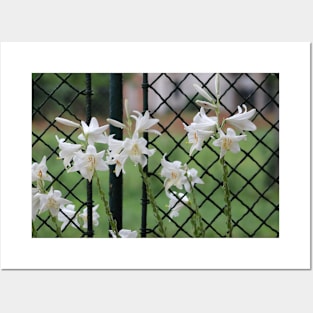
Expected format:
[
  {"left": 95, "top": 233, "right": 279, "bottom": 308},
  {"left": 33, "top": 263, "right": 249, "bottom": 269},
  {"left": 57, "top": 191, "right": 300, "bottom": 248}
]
[
  {"left": 225, "top": 106, "right": 257, "bottom": 132},
  {"left": 232, "top": 134, "right": 247, "bottom": 142},
  {"left": 106, "top": 118, "right": 126, "bottom": 129},
  {"left": 212, "top": 138, "right": 222, "bottom": 147},
  {"left": 226, "top": 128, "right": 237, "bottom": 137},
  {"left": 119, "top": 229, "right": 138, "bottom": 238},
  {"left": 89, "top": 117, "right": 99, "bottom": 129},
  {"left": 55, "top": 117, "right": 80, "bottom": 128},
  {"left": 146, "top": 129, "right": 162, "bottom": 136},
  {"left": 109, "top": 230, "right": 117, "bottom": 238},
  {"left": 219, "top": 148, "right": 227, "bottom": 159},
  {"left": 86, "top": 145, "right": 97, "bottom": 154},
  {"left": 230, "top": 142, "right": 241, "bottom": 154},
  {"left": 95, "top": 159, "right": 109, "bottom": 172},
  {"left": 195, "top": 100, "right": 217, "bottom": 110},
  {"left": 77, "top": 133, "right": 86, "bottom": 141}
]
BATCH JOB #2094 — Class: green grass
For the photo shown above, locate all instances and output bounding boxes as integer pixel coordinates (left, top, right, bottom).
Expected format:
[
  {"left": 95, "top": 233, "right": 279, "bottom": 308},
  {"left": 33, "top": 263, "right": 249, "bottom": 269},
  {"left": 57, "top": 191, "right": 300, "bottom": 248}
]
[{"left": 32, "top": 125, "right": 279, "bottom": 238}]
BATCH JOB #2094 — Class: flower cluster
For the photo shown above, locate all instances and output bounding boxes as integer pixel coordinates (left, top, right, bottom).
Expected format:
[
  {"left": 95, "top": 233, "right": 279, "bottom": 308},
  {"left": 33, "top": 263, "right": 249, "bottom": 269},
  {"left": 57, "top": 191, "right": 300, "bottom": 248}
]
[
  {"left": 106, "top": 107, "right": 161, "bottom": 176},
  {"left": 183, "top": 108, "right": 217, "bottom": 156},
  {"left": 183, "top": 74, "right": 258, "bottom": 237},
  {"left": 160, "top": 155, "right": 204, "bottom": 219},
  {"left": 55, "top": 107, "right": 160, "bottom": 179},
  {"left": 51, "top": 104, "right": 160, "bottom": 237},
  {"left": 185, "top": 74, "right": 257, "bottom": 158},
  {"left": 32, "top": 156, "right": 100, "bottom": 234},
  {"left": 32, "top": 156, "right": 70, "bottom": 220},
  {"left": 55, "top": 117, "right": 109, "bottom": 181}
]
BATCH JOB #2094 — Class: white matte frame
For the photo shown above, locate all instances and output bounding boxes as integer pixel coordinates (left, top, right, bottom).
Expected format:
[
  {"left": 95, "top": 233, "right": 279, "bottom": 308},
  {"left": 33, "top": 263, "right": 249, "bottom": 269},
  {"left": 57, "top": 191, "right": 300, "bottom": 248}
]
[{"left": 0, "top": 42, "right": 311, "bottom": 269}]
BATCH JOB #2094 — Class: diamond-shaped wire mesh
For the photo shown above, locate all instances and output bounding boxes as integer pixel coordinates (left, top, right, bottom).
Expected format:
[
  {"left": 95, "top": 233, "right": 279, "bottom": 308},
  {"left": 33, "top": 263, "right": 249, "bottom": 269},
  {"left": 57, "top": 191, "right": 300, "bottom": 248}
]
[
  {"left": 143, "top": 73, "right": 279, "bottom": 238},
  {"left": 32, "top": 73, "right": 88, "bottom": 237},
  {"left": 32, "top": 73, "right": 113, "bottom": 238}
]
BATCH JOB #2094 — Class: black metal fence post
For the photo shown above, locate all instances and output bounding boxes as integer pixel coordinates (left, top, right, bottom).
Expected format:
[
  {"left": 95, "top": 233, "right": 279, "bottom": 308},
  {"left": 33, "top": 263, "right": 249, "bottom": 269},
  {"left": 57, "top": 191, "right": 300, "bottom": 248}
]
[
  {"left": 141, "top": 73, "right": 149, "bottom": 237},
  {"left": 85, "top": 73, "right": 94, "bottom": 237},
  {"left": 109, "top": 74, "right": 123, "bottom": 231}
]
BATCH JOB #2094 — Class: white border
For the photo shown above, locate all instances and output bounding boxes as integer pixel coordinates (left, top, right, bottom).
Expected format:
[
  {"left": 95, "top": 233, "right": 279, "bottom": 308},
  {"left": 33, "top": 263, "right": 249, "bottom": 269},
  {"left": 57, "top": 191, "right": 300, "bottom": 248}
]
[{"left": 0, "top": 42, "right": 311, "bottom": 269}]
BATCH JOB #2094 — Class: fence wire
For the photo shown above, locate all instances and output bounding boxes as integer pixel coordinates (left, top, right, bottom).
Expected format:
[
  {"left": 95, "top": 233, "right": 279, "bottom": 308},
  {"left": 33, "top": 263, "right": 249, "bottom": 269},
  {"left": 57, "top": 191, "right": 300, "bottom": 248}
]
[
  {"left": 32, "top": 74, "right": 96, "bottom": 237},
  {"left": 143, "top": 73, "right": 279, "bottom": 237}
]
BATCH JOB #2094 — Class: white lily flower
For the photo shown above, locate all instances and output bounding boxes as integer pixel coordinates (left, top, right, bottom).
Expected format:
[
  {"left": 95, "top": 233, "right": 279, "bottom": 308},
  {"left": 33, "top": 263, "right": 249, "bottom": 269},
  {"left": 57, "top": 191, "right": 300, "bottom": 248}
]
[
  {"left": 55, "top": 135, "right": 82, "bottom": 168},
  {"left": 193, "top": 83, "right": 217, "bottom": 109},
  {"left": 34, "top": 186, "right": 72, "bottom": 217},
  {"left": 183, "top": 123, "right": 214, "bottom": 155},
  {"left": 193, "top": 107, "right": 218, "bottom": 128},
  {"left": 105, "top": 134, "right": 123, "bottom": 153},
  {"left": 79, "top": 204, "right": 100, "bottom": 229},
  {"left": 225, "top": 104, "right": 257, "bottom": 132},
  {"left": 106, "top": 136, "right": 128, "bottom": 176},
  {"left": 55, "top": 117, "right": 80, "bottom": 128},
  {"left": 122, "top": 135, "right": 155, "bottom": 168},
  {"left": 213, "top": 128, "right": 247, "bottom": 159},
  {"left": 32, "top": 188, "right": 40, "bottom": 221},
  {"left": 168, "top": 192, "right": 189, "bottom": 219},
  {"left": 109, "top": 152, "right": 128, "bottom": 177},
  {"left": 68, "top": 145, "right": 108, "bottom": 182},
  {"left": 183, "top": 108, "right": 217, "bottom": 155},
  {"left": 56, "top": 116, "right": 109, "bottom": 145},
  {"left": 184, "top": 168, "right": 204, "bottom": 193},
  {"left": 58, "top": 204, "right": 79, "bottom": 231},
  {"left": 109, "top": 229, "right": 138, "bottom": 238},
  {"left": 32, "top": 156, "right": 52, "bottom": 182},
  {"left": 131, "top": 110, "right": 161, "bottom": 136},
  {"left": 160, "top": 155, "right": 188, "bottom": 194},
  {"left": 78, "top": 117, "right": 109, "bottom": 145}
]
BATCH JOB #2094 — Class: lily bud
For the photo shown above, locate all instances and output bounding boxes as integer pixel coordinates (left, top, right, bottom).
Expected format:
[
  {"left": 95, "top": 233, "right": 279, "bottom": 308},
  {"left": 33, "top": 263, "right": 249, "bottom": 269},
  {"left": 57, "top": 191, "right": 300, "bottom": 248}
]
[
  {"left": 193, "top": 83, "right": 214, "bottom": 103},
  {"left": 215, "top": 73, "right": 220, "bottom": 99},
  {"left": 55, "top": 117, "right": 80, "bottom": 128},
  {"left": 107, "top": 118, "right": 126, "bottom": 129}
]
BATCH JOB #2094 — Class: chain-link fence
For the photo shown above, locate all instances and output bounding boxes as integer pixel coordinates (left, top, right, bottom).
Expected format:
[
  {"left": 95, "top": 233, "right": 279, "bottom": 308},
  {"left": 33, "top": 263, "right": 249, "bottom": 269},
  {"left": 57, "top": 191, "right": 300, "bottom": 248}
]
[
  {"left": 32, "top": 73, "right": 279, "bottom": 238},
  {"left": 143, "top": 73, "right": 279, "bottom": 237}
]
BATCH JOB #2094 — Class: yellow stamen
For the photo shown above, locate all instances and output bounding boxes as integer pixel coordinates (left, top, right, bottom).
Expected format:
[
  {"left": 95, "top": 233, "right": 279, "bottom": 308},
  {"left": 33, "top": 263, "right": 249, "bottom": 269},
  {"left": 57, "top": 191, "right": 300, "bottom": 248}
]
[
  {"left": 222, "top": 138, "right": 232, "bottom": 150},
  {"left": 87, "top": 155, "right": 96, "bottom": 171},
  {"left": 47, "top": 198, "right": 58, "bottom": 209},
  {"left": 88, "top": 156, "right": 95, "bottom": 164},
  {"left": 193, "top": 132, "right": 198, "bottom": 143},
  {"left": 171, "top": 172, "right": 178, "bottom": 180},
  {"left": 131, "top": 144, "right": 140, "bottom": 156}
]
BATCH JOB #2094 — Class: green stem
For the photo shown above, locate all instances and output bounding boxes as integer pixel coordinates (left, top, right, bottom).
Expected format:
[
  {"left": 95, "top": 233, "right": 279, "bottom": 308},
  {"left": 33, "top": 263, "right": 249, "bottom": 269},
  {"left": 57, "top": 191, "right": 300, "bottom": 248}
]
[
  {"left": 94, "top": 171, "right": 120, "bottom": 238},
  {"left": 51, "top": 215, "right": 62, "bottom": 237},
  {"left": 220, "top": 157, "right": 232, "bottom": 237},
  {"left": 187, "top": 177, "right": 205, "bottom": 237},
  {"left": 215, "top": 99, "right": 220, "bottom": 128},
  {"left": 32, "top": 220, "right": 38, "bottom": 237},
  {"left": 139, "top": 165, "right": 167, "bottom": 238},
  {"left": 190, "top": 213, "right": 197, "bottom": 236},
  {"left": 37, "top": 179, "right": 45, "bottom": 194}
]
